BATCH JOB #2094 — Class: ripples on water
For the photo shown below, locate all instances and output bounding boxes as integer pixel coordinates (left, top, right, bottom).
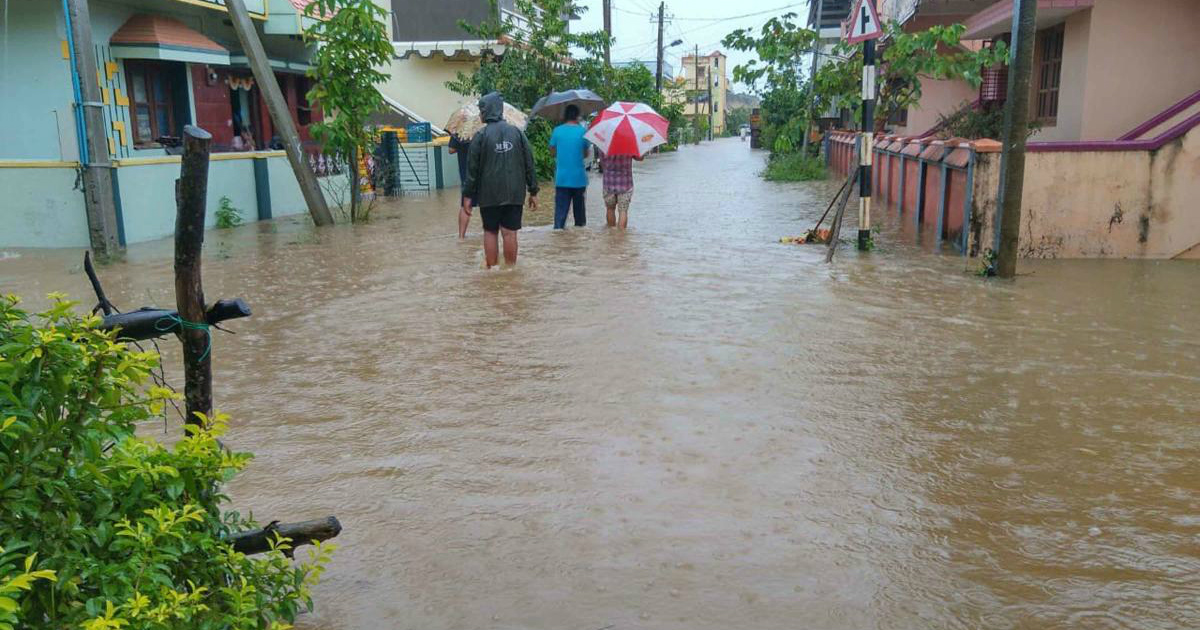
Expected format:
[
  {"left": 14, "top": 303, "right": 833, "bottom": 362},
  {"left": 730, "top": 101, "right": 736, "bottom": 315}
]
[{"left": 2, "top": 139, "right": 1198, "bottom": 629}]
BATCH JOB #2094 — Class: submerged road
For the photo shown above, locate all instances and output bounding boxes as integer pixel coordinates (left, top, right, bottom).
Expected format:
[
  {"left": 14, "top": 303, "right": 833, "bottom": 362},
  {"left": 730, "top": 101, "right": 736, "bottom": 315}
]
[{"left": 4, "top": 138, "right": 1199, "bottom": 629}]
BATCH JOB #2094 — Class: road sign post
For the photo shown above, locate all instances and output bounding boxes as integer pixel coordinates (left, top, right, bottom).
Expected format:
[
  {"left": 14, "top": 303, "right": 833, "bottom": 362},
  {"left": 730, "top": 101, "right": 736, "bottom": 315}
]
[{"left": 846, "top": 0, "right": 882, "bottom": 251}]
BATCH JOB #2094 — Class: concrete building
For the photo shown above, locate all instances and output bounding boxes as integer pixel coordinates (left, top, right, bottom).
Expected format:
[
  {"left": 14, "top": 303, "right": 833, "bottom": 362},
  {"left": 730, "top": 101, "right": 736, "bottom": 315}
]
[
  {"left": 880, "top": 0, "right": 1200, "bottom": 143},
  {"left": 613, "top": 59, "right": 674, "bottom": 82},
  {"left": 677, "top": 51, "right": 728, "bottom": 136},
  {"left": 807, "top": 0, "right": 853, "bottom": 123},
  {"left": 0, "top": 0, "right": 339, "bottom": 249},
  {"left": 827, "top": 0, "right": 1200, "bottom": 259}
]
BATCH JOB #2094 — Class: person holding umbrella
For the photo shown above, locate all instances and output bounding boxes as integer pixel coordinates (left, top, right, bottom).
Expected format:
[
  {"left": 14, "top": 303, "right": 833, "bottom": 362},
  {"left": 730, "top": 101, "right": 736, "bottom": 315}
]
[
  {"left": 584, "top": 101, "right": 671, "bottom": 229},
  {"left": 549, "top": 104, "right": 589, "bottom": 229},
  {"left": 462, "top": 92, "right": 539, "bottom": 268},
  {"left": 533, "top": 89, "right": 604, "bottom": 229},
  {"left": 446, "top": 100, "right": 528, "bottom": 238}
]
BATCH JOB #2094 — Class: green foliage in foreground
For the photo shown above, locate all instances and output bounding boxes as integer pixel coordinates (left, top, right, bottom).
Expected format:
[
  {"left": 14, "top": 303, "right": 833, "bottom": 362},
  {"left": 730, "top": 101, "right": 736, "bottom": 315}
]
[
  {"left": 0, "top": 294, "right": 332, "bottom": 630},
  {"left": 763, "top": 153, "right": 827, "bottom": 182}
]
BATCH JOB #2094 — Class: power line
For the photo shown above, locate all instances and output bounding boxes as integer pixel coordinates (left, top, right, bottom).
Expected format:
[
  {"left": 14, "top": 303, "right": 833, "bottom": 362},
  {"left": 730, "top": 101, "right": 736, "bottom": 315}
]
[{"left": 670, "top": 3, "right": 800, "bottom": 22}]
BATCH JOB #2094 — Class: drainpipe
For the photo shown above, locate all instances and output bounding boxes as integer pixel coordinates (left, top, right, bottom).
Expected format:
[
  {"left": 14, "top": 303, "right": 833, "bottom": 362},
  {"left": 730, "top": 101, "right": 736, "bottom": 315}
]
[
  {"left": 63, "top": 0, "right": 122, "bottom": 258},
  {"left": 61, "top": 0, "right": 88, "bottom": 167}
]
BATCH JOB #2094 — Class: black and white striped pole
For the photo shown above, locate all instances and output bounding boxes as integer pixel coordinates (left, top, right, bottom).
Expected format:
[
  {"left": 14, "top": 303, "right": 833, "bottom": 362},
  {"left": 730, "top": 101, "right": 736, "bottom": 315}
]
[
  {"left": 858, "top": 38, "right": 876, "bottom": 251},
  {"left": 846, "top": 0, "right": 882, "bottom": 251}
]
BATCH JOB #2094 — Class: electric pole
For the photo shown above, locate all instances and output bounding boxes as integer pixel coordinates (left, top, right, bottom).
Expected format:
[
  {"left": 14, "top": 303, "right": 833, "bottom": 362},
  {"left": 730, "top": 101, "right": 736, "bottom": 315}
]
[
  {"left": 603, "top": 0, "right": 612, "bottom": 67},
  {"left": 801, "top": 0, "right": 824, "bottom": 155},
  {"left": 993, "top": 0, "right": 1038, "bottom": 278},
  {"left": 225, "top": 0, "right": 334, "bottom": 227},
  {"left": 655, "top": 2, "right": 665, "bottom": 91},
  {"left": 694, "top": 44, "right": 700, "bottom": 140},
  {"left": 707, "top": 70, "right": 714, "bottom": 140},
  {"left": 64, "top": 0, "right": 122, "bottom": 260}
]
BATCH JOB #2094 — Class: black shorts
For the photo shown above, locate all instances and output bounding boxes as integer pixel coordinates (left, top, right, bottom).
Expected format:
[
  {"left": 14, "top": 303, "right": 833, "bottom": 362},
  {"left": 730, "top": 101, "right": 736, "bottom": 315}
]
[{"left": 480, "top": 204, "right": 523, "bottom": 233}]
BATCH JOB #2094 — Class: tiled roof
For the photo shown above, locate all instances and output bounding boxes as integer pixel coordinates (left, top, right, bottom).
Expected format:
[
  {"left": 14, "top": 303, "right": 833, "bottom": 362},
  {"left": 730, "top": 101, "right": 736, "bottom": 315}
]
[
  {"left": 111, "top": 14, "right": 226, "bottom": 53},
  {"left": 289, "top": 0, "right": 314, "bottom": 10}
]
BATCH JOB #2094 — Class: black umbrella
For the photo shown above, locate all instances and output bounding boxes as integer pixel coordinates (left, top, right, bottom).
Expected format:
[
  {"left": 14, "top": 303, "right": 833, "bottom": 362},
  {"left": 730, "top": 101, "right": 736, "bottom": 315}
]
[{"left": 531, "top": 89, "right": 606, "bottom": 121}]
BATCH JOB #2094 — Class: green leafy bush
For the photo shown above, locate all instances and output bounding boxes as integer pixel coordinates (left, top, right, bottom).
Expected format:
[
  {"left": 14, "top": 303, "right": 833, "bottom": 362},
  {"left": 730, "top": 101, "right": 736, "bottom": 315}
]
[
  {"left": 0, "top": 294, "right": 332, "bottom": 630},
  {"left": 763, "top": 153, "right": 827, "bottom": 182},
  {"left": 215, "top": 196, "right": 244, "bottom": 229}
]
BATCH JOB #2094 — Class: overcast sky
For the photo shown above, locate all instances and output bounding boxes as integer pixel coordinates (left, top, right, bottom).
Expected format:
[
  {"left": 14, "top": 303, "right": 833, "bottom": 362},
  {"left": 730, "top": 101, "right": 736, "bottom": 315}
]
[{"left": 571, "top": 0, "right": 811, "bottom": 92}]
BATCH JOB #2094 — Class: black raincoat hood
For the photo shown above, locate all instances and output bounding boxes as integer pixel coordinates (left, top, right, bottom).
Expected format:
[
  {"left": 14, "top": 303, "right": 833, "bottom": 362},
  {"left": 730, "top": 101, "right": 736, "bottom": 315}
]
[{"left": 479, "top": 92, "right": 505, "bottom": 123}]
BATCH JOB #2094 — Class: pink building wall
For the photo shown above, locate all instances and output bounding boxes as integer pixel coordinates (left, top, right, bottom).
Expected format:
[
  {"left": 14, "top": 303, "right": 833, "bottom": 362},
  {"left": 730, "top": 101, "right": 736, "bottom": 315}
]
[
  {"left": 894, "top": 78, "right": 978, "bottom": 137},
  {"left": 1077, "top": 0, "right": 1200, "bottom": 140}
]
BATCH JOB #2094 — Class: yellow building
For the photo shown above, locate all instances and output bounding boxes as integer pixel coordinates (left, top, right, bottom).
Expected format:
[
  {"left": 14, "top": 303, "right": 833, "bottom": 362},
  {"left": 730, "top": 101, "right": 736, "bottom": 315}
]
[{"left": 674, "top": 50, "right": 729, "bottom": 136}]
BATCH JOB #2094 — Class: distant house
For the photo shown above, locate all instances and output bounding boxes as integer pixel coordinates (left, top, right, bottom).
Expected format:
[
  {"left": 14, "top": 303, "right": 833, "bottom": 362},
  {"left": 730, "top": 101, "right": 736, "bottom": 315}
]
[
  {"left": 613, "top": 59, "right": 674, "bottom": 81},
  {"left": 0, "top": 0, "right": 337, "bottom": 249},
  {"left": 676, "top": 51, "right": 729, "bottom": 135}
]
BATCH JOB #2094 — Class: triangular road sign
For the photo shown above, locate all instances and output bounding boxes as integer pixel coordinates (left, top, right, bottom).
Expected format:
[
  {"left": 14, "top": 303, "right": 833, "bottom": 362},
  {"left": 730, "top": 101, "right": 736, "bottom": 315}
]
[{"left": 845, "top": 0, "right": 883, "bottom": 44}]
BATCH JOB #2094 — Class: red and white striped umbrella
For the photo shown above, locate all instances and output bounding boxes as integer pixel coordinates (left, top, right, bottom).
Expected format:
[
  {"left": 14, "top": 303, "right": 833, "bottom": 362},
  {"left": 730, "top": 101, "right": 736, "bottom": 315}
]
[{"left": 584, "top": 101, "right": 670, "bottom": 157}]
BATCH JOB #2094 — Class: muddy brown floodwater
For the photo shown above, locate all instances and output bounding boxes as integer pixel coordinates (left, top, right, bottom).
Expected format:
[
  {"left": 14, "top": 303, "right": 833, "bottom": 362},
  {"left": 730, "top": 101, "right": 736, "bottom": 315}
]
[{"left": 3, "top": 138, "right": 1200, "bottom": 629}]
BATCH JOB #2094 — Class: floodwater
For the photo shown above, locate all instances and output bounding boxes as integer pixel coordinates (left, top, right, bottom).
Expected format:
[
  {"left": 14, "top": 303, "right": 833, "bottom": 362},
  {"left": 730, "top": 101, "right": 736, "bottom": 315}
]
[{"left": 3, "top": 138, "right": 1199, "bottom": 630}]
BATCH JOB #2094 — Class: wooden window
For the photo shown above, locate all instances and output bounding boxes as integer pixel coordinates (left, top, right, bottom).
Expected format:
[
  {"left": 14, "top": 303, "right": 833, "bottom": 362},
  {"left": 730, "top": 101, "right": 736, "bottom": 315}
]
[
  {"left": 296, "top": 76, "right": 313, "bottom": 126},
  {"left": 1036, "top": 27, "right": 1064, "bottom": 123},
  {"left": 125, "top": 61, "right": 179, "bottom": 146}
]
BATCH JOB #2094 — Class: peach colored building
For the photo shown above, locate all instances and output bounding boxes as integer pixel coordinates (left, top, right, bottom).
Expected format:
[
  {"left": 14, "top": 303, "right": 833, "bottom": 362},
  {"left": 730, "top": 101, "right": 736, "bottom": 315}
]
[
  {"left": 825, "top": 0, "right": 1200, "bottom": 259},
  {"left": 879, "top": 0, "right": 1200, "bottom": 143}
]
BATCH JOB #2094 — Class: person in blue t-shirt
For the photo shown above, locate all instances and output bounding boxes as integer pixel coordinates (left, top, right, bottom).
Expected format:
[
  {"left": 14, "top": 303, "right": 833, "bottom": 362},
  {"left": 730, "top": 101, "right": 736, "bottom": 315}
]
[{"left": 549, "top": 105, "right": 589, "bottom": 229}]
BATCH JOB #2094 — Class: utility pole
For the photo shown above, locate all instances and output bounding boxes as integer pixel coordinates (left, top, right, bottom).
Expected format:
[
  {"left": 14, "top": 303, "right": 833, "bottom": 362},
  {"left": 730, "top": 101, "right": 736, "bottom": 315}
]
[
  {"left": 64, "top": 0, "right": 122, "bottom": 260},
  {"left": 707, "top": 69, "right": 714, "bottom": 140},
  {"left": 655, "top": 2, "right": 665, "bottom": 91},
  {"left": 225, "top": 0, "right": 334, "bottom": 227},
  {"left": 993, "top": 0, "right": 1038, "bottom": 278},
  {"left": 694, "top": 44, "right": 700, "bottom": 140},
  {"left": 801, "top": 0, "right": 824, "bottom": 156},
  {"left": 602, "top": 0, "right": 612, "bottom": 67}
]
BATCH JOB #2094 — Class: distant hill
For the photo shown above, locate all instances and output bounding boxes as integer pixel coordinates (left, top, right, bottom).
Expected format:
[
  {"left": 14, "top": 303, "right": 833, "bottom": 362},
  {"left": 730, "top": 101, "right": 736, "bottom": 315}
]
[{"left": 726, "top": 92, "right": 761, "bottom": 111}]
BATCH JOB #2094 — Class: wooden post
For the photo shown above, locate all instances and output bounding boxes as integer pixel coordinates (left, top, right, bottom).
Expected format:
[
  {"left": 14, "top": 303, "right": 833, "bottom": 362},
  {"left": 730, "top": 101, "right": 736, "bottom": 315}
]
[
  {"left": 655, "top": 3, "right": 665, "bottom": 91},
  {"left": 993, "top": 0, "right": 1038, "bottom": 278},
  {"left": 176, "top": 126, "right": 214, "bottom": 426},
  {"left": 224, "top": 0, "right": 335, "bottom": 227},
  {"left": 602, "top": 0, "right": 612, "bottom": 67},
  {"left": 64, "top": 0, "right": 123, "bottom": 260}
]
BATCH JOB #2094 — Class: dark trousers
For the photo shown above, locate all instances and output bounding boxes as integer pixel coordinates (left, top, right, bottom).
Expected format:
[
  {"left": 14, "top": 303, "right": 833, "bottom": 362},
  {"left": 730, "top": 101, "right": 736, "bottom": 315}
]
[{"left": 554, "top": 186, "right": 586, "bottom": 229}]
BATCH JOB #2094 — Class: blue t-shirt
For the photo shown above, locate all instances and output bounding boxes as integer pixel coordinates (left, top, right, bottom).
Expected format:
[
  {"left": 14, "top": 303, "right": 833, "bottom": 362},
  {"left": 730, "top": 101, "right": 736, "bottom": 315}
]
[{"left": 550, "top": 123, "right": 588, "bottom": 188}]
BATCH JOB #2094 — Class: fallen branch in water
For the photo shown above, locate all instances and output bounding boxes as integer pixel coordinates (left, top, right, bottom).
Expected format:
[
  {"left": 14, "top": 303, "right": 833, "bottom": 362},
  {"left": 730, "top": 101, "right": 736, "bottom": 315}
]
[{"left": 230, "top": 517, "right": 343, "bottom": 556}]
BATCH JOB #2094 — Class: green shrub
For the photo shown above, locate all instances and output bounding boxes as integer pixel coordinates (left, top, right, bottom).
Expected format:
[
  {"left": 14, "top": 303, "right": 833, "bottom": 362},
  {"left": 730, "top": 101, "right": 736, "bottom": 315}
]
[
  {"left": 763, "top": 152, "right": 827, "bottom": 182},
  {"left": 0, "top": 294, "right": 332, "bottom": 630},
  {"left": 215, "top": 196, "right": 244, "bottom": 230}
]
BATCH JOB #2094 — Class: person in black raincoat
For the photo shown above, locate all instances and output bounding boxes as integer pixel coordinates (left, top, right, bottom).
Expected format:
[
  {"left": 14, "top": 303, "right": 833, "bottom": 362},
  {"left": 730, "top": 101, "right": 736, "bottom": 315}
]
[{"left": 461, "top": 92, "right": 539, "bottom": 268}]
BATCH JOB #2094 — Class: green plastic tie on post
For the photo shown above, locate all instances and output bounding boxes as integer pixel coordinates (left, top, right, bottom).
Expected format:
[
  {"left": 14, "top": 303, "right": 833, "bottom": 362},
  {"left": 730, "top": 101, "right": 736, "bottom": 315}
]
[{"left": 156, "top": 315, "right": 212, "bottom": 361}]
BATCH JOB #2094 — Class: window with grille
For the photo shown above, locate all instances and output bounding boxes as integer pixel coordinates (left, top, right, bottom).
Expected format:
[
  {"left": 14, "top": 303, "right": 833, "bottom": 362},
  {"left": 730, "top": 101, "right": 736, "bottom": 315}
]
[
  {"left": 125, "top": 61, "right": 181, "bottom": 146},
  {"left": 1036, "top": 27, "right": 1064, "bottom": 122}
]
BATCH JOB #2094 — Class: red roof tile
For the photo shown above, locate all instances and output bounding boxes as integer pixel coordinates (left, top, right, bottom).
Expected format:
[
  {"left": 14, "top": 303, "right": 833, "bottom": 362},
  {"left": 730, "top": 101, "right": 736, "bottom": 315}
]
[{"left": 111, "top": 14, "right": 227, "bottom": 53}]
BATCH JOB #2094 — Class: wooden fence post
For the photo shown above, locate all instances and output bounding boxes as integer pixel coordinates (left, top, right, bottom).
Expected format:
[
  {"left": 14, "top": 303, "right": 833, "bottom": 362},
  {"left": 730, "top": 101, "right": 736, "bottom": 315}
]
[{"left": 176, "top": 125, "right": 213, "bottom": 426}]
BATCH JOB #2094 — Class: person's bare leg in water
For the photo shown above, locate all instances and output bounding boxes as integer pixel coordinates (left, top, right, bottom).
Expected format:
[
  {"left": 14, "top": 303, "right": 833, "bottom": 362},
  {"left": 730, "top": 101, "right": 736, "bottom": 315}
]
[
  {"left": 501, "top": 227, "right": 518, "bottom": 265},
  {"left": 483, "top": 229, "right": 500, "bottom": 268}
]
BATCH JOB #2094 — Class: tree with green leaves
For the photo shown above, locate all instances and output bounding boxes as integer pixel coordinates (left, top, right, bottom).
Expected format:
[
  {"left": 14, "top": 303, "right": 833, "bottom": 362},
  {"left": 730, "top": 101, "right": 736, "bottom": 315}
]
[
  {"left": 813, "top": 22, "right": 1009, "bottom": 131},
  {"left": 723, "top": 12, "right": 817, "bottom": 154},
  {"left": 0, "top": 294, "right": 333, "bottom": 630},
  {"left": 727, "top": 17, "right": 1009, "bottom": 160},
  {"left": 304, "top": 0, "right": 393, "bottom": 222}
]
